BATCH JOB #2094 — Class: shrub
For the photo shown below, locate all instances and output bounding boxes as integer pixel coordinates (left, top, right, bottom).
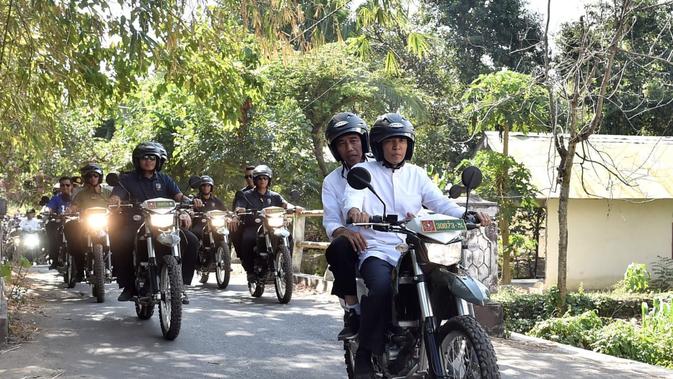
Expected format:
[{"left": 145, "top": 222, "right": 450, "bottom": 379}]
[
  {"left": 618, "top": 263, "right": 650, "bottom": 293},
  {"left": 650, "top": 256, "right": 673, "bottom": 292},
  {"left": 528, "top": 310, "right": 602, "bottom": 348}
]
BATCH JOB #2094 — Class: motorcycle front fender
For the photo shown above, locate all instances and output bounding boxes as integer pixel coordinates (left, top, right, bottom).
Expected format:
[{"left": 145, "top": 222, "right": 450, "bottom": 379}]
[
  {"left": 273, "top": 228, "right": 290, "bottom": 238},
  {"left": 432, "top": 267, "right": 489, "bottom": 306}
]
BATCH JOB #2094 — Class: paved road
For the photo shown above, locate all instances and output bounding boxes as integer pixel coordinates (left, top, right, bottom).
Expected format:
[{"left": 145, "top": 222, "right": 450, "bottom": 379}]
[{"left": 1, "top": 266, "right": 672, "bottom": 378}]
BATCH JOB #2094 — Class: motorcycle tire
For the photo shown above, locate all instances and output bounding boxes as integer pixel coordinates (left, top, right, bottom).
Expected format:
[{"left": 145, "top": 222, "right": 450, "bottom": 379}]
[
  {"left": 135, "top": 302, "right": 154, "bottom": 320},
  {"left": 343, "top": 339, "right": 359, "bottom": 379},
  {"left": 159, "top": 255, "right": 183, "bottom": 341},
  {"left": 248, "top": 279, "right": 265, "bottom": 297},
  {"left": 437, "top": 315, "right": 500, "bottom": 379},
  {"left": 215, "top": 241, "right": 231, "bottom": 289},
  {"left": 273, "top": 244, "right": 293, "bottom": 304},
  {"left": 92, "top": 244, "right": 105, "bottom": 303},
  {"left": 65, "top": 253, "right": 77, "bottom": 289}
]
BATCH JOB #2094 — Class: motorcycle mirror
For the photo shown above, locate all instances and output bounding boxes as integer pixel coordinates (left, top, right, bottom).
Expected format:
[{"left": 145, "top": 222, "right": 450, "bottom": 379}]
[
  {"left": 188, "top": 175, "right": 202, "bottom": 189},
  {"left": 106, "top": 173, "right": 120, "bottom": 187},
  {"left": 38, "top": 195, "right": 50, "bottom": 206},
  {"left": 461, "top": 166, "right": 482, "bottom": 191},
  {"left": 448, "top": 185, "right": 464, "bottom": 199},
  {"left": 346, "top": 167, "right": 372, "bottom": 190}
]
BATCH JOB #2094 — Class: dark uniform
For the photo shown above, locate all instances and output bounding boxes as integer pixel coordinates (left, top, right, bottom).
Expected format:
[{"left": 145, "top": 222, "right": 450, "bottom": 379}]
[
  {"left": 234, "top": 188, "right": 286, "bottom": 273},
  {"left": 110, "top": 171, "right": 199, "bottom": 289},
  {"left": 230, "top": 185, "right": 253, "bottom": 259},
  {"left": 192, "top": 193, "right": 226, "bottom": 238}
]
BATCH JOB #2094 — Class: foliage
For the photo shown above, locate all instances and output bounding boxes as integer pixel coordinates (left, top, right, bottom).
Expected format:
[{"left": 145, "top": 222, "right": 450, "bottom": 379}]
[
  {"left": 529, "top": 310, "right": 602, "bottom": 348},
  {"left": 421, "top": 0, "right": 545, "bottom": 82},
  {"left": 616, "top": 263, "right": 651, "bottom": 294},
  {"left": 650, "top": 256, "right": 673, "bottom": 292}
]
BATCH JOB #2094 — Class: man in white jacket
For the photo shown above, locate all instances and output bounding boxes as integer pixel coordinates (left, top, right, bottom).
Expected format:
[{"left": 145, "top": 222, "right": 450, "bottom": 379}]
[
  {"left": 322, "top": 112, "right": 369, "bottom": 339},
  {"left": 344, "top": 113, "right": 491, "bottom": 378}
]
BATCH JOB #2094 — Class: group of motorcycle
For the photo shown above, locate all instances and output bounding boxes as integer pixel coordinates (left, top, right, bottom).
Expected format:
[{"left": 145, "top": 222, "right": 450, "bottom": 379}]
[
  {"left": 1, "top": 215, "right": 46, "bottom": 265},
  {"left": 30, "top": 173, "right": 297, "bottom": 341}
]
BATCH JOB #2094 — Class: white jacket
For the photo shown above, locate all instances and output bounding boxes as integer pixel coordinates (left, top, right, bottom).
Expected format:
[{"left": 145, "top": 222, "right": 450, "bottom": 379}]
[{"left": 343, "top": 161, "right": 465, "bottom": 268}]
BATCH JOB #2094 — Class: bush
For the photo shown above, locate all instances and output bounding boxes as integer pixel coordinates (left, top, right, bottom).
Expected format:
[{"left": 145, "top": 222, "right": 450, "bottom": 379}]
[
  {"left": 650, "top": 256, "right": 673, "bottom": 291},
  {"left": 616, "top": 263, "right": 651, "bottom": 293},
  {"left": 528, "top": 310, "right": 602, "bottom": 348}
]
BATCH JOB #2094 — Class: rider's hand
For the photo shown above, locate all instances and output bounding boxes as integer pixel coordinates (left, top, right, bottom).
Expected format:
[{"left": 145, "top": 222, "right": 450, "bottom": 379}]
[
  {"left": 109, "top": 195, "right": 121, "bottom": 207},
  {"left": 334, "top": 227, "right": 367, "bottom": 252},
  {"left": 179, "top": 212, "right": 192, "bottom": 229},
  {"left": 476, "top": 212, "right": 492, "bottom": 226},
  {"left": 347, "top": 208, "right": 369, "bottom": 224},
  {"left": 227, "top": 217, "right": 239, "bottom": 232},
  {"left": 193, "top": 198, "right": 204, "bottom": 208},
  {"left": 293, "top": 206, "right": 304, "bottom": 215}
]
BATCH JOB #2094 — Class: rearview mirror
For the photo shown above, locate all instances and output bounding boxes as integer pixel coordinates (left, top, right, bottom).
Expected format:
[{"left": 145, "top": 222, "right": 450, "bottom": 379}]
[
  {"left": 346, "top": 167, "right": 371, "bottom": 190},
  {"left": 106, "top": 173, "right": 119, "bottom": 187},
  {"left": 448, "top": 185, "right": 464, "bottom": 199},
  {"left": 38, "top": 195, "right": 50, "bottom": 206},
  {"left": 461, "top": 166, "right": 482, "bottom": 191},
  {"left": 188, "top": 175, "right": 202, "bottom": 189}
]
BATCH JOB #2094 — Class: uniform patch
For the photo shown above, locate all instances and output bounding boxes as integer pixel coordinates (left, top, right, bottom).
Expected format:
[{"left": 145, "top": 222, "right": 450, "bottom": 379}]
[{"left": 155, "top": 181, "right": 162, "bottom": 192}]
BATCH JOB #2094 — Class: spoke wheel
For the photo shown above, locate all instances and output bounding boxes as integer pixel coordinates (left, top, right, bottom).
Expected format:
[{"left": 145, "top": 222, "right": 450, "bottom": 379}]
[
  {"left": 215, "top": 242, "right": 231, "bottom": 289},
  {"left": 438, "top": 316, "right": 499, "bottom": 379},
  {"left": 159, "top": 255, "right": 183, "bottom": 340},
  {"left": 92, "top": 244, "right": 105, "bottom": 303},
  {"left": 274, "top": 244, "right": 293, "bottom": 304},
  {"left": 65, "top": 253, "right": 77, "bottom": 288}
]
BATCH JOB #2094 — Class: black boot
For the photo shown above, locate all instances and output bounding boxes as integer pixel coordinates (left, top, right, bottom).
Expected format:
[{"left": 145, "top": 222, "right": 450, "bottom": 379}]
[
  {"left": 338, "top": 308, "right": 360, "bottom": 340},
  {"left": 354, "top": 349, "right": 374, "bottom": 379}
]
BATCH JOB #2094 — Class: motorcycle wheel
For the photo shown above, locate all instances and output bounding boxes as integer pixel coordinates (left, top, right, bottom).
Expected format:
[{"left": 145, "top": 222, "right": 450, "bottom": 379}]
[
  {"left": 64, "top": 253, "right": 77, "bottom": 289},
  {"left": 135, "top": 302, "right": 154, "bottom": 320},
  {"left": 248, "top": 279, "right": 265, "bottom": 297},
  {"left": 273, "top": 244, "right": 293, "bottom": 304},
  {"left": 199, "top": 272, "right": 209, "bottom": 284},
  {"left": 92, "top": 244, "right": 105, "bottom": 303},
  {"left": 438, "top": 315, "right": 500, "bottom": 379},
  {"left": 215, "top": 242, "right": 231, "bottom": 289},
  {"left": 159, "top": 255, "right": 183, "bottom": 340},
  {"left": 343, "top": 339, "right": 359, "bottom": 379}
]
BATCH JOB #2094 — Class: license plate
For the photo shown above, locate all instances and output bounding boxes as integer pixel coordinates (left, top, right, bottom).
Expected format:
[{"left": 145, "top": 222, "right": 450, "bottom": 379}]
[{"left": 421, "top": 219, "right": 465, "bottom": 233}]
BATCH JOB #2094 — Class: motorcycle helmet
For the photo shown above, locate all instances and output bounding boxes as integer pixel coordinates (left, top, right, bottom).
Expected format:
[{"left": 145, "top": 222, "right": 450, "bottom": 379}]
[
  {"left": 252, "top": 165, "right": 273, "bottom": 186},
  {"left": 80, "top": 163, "right": 104, "bottom": 178},
  {"left": 370, "top": 113, "right": 415, "bottom": 162},
  {"left": 199, "top": 175, "right": 215, "bottom": 191},
  {"left": 132, "top": 141, "right": 168, "bottom": 172},
  {"left": 324, "top": 112, "right": 369, "bottom": 163}
]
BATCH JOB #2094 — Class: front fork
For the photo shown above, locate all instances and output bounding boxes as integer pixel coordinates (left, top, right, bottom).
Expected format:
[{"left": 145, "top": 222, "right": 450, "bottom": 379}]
[{"left": 411, "top": 249, "right": 447, "bottom": 378}]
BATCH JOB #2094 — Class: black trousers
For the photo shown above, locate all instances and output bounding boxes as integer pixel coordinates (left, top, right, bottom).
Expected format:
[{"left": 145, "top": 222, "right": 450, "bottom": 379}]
[
  {"left": 325, "top": 236, "right": 359, "bottom": 298},
  {"left": 110, "top": 216, "right": 199, "bottom": 289},
  {"left": 239, "top": 225, "right": 259, "bottom": 273},
  {"left": 359, "top": 257, "right": 394, "bottom": 355},
  {"left": 63, "top": 220, "right": 85, "bottom": 276},
  {"left": 45, "top": 221, "right": 61, "bottom": 264}
]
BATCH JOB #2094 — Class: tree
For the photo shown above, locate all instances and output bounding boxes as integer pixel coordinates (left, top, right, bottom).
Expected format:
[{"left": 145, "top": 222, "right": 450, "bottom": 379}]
[
  {"left": 423, "top": 0, "right": 545, "bottom": 82},
  {"left": 462, "top": 70, "right": 548, "bottom": 284},
  {"left": 542, "top": 0, "right": 673, "bottom": 310}
]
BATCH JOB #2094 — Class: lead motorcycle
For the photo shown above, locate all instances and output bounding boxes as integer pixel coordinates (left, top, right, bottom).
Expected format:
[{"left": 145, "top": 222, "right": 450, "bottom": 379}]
[
  {"left": 237, "top": 207, "right": 295, "bottom": 303},
  {"left": 343, "top": 166, "right": 499, "bottom": 379},
  {"left": 107, "top": 173, "right": 188, "bottom": 340}
]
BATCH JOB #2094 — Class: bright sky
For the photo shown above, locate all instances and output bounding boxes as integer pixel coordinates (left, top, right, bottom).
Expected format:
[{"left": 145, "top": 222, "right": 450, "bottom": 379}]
[{"left": 526, "top": 0, "right": 586, "bottom": 36}]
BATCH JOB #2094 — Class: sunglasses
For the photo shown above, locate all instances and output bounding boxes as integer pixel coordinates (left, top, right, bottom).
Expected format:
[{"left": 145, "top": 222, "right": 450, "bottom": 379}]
[
  {"left": 256, "top": 176, "right": 269, "bottom": 181},
  {"left": 60, "top": 183, "right": 72, "bottom": 187},
  {"left": 141, "top": 155, "right": 158, "bottom": 161}
]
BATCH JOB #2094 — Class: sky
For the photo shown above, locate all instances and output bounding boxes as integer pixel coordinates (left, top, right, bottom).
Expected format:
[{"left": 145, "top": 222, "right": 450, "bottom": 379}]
[{"left": 526, "top": 0, "right": 586, "bottom": 36}]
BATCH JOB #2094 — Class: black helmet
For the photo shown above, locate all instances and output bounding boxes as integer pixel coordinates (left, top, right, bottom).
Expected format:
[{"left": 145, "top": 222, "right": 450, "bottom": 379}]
[
  {"left": 199, "top": 175, "right": 215, "bottom": 187},
  {"left": 325, "top": 112, "right": 369, "bottom": 162},
  {"left": 80, "top": 163, "right": 104, "bottom": 178},
  {"left": 252, "top": 165, "right": 273, "bottom": 185},
  {"left": 370, "top": 113, "right": 415, "bottom": 162},
  {"left": 132, "top": 141, "right": 168, "bottom": 171}
]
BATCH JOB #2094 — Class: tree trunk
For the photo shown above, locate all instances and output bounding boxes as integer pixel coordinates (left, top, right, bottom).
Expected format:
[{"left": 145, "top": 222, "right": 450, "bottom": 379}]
[
  {"left": 311, "top": 124, "right": 328, "bottom": 177},
  {"left": 557, "top": 141, "right": 576, "bottom": 311},
  {"left": 500, "top": 127, "right": 512, "bottom": 284}
]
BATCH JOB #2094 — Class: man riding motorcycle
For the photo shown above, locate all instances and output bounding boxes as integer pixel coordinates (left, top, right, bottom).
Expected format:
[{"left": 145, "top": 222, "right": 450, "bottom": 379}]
[
  {"left": 230, "top": 166, "right": 255, "bottom": 259},
  {"left": 65, "top": 163, "right": 112, "bottom": 283},
  {"left": 234, "top": 165, "right": 302, "bottom": 283},
  {"left": 108, "top": 141, "right": 202, "bottom": 304},
  {"left": 344, "top": 113, "right": 491, "bottom": 378},
  {"left": 322, "top": 112, "right": 370, "bottom": 339},
  {"left": 44, "top": 176, "right": 74, "bottom": 269}
]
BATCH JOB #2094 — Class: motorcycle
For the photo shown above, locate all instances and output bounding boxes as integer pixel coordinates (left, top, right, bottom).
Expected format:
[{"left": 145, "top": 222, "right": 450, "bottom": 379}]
[
  {"left": 237, "top": 207, "right": 295, "bottom": 303},
  {"left": 193, "top": 210, "right": 233, "bottom": 289},
  {"left": 107, "top": 173, "right": 189, "bottom": 340},
  {"left": 342, "top": 166, "right": 499, "bottom": 379},
  {"left": 80, "top": 207, "right": 114, "bottom": 303},
  {"left": 44, "top": 212, "right": 80, "bottom": 288}
]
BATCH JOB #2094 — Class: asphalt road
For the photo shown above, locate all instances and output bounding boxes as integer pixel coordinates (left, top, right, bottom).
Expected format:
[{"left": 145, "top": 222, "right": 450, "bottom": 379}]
[{"left": 1, "top": 266, "right": 672, "bottom": 379}]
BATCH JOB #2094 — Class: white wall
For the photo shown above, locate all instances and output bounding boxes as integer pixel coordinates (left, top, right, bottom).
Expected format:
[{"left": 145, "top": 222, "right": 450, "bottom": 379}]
[{"left": 544, "top": 198, "right": 673, "bottom": 290}]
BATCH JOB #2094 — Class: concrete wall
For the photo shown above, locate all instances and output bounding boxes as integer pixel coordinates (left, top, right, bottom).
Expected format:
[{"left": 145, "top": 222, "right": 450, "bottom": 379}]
[{"left": 544, "top": 198, "right": 673, "bottom": 290}]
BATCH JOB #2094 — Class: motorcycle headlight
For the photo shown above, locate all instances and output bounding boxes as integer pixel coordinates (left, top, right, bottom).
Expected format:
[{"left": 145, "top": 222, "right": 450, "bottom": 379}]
[
  {"left": 23, "top": 234, "right": 40, "bottom": 248},
  {"left": 86, "top": 213, "right": 108, "bottom": 230},
  {"left": 150, "top": 213, "right": 174, "bottom": 228},
  {"left": 210, "top": 216, "right": 226, "bottom": 228},
  {"left": 267, "top": 215, "right": 284, "bottom": 228}
]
